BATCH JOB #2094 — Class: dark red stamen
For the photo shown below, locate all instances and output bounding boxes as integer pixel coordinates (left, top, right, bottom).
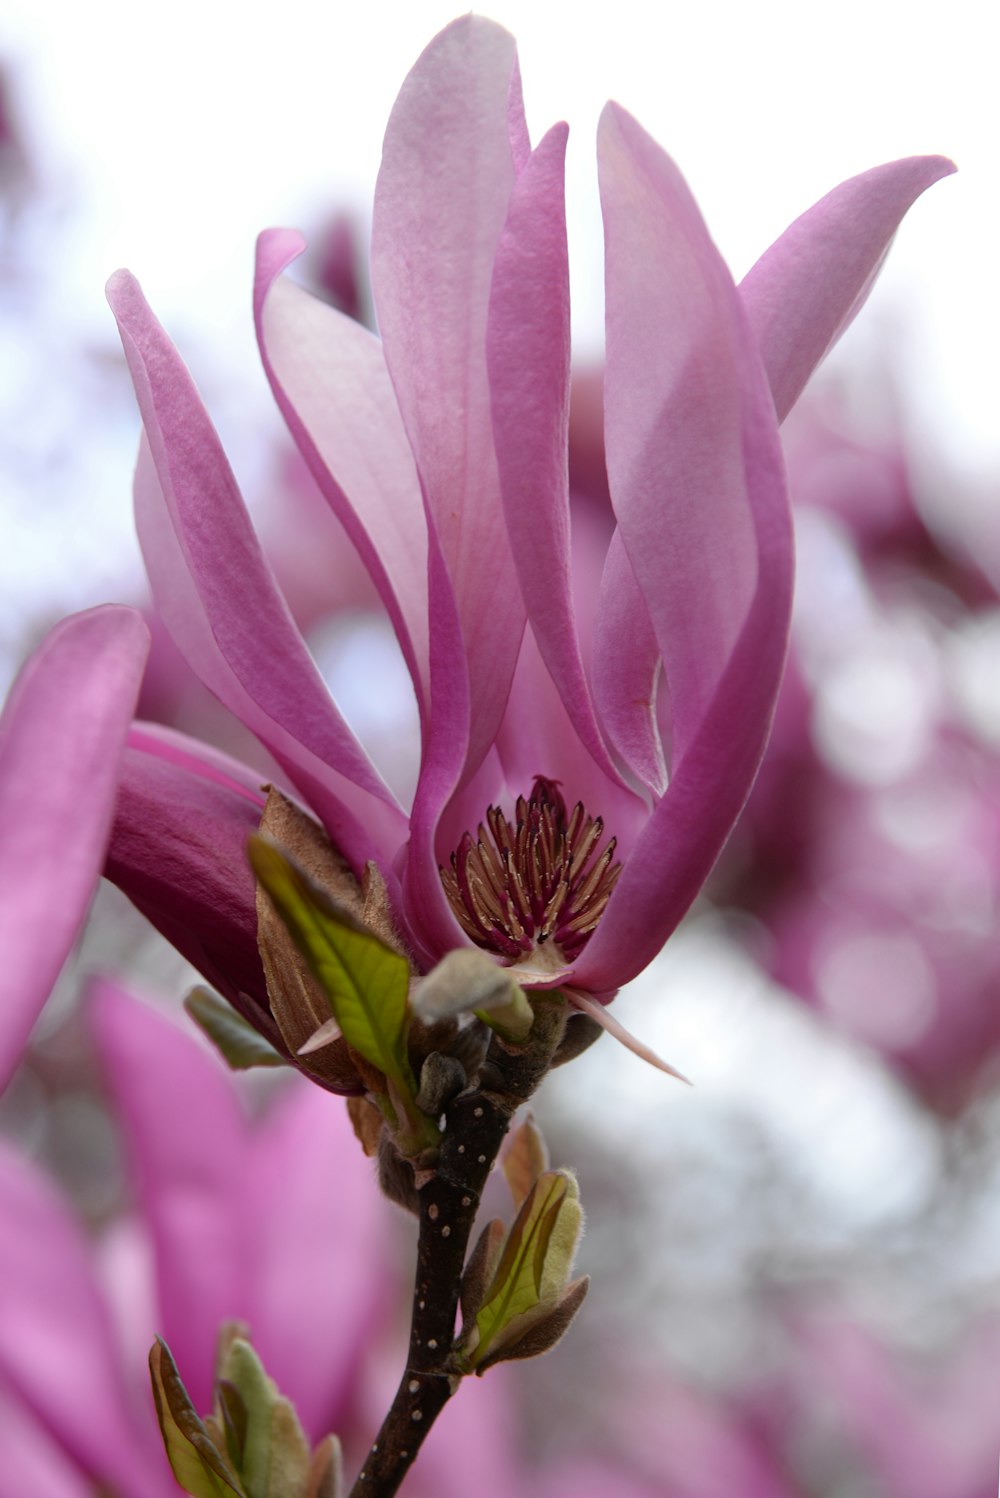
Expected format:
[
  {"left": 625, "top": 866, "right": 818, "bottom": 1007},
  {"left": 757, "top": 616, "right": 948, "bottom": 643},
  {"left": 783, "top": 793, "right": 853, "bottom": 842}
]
[{"left": 440, "top": 777, "right": 621, "bottom": 964}]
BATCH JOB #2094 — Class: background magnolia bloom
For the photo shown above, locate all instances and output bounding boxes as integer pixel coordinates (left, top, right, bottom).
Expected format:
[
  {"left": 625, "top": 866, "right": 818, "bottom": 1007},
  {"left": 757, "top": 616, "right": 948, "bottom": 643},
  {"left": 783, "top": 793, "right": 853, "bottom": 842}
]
[
  {"left": 1, "top": 984, "right": 993, "bottom": 1498},
  {"left": 0, "top": 605, "right": 148, "bottom": 1092},
  {"left": 103, "top": 16, "right": 951, "bottom": 1040}
]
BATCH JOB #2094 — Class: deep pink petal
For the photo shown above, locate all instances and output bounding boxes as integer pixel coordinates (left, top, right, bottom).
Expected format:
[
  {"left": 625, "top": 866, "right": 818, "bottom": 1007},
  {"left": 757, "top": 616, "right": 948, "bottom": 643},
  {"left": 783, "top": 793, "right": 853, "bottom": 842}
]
[
  {"left": 574, "top": 106, "right": 791, "bottom": 991},
  {"left": 254, "top": 229, "right": 430, "bottom": 717},
  {"left": 0, "top": 1140, "right": 165, "bottom": 1495},
  {"left": 740, "top": 156, "right": 955, "bottom": 422},
  {"left": 372, "top": 15, "right": 525, "bottom": 780},
  {"left": 0, "top": 606, "right": 148, "bottom": 1091},
  {"left": 89, "top": 980, "right": 249, "bottom": 1415},
  {"left": 591, "top": 530, "right": 667, "bottom": 796},
  {"left": 107, "top": 270, "right": 408, "bottom": 876},
  {"left": 488, "top": 122, "right": 625, "bottom": 791},
  {"left": 104, "top": 725, "right": 280, "bottom": 1044},
  {"left": 402, "top": 533, "right": 473, "bottom": 966},
  {"left": 240, "top": 1081, "right": 389, "bottom": 1440}
]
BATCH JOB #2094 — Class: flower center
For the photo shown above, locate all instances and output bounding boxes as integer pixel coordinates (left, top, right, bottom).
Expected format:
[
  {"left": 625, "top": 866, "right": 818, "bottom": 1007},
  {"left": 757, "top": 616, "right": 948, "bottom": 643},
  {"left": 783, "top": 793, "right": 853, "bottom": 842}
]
[{"left": 440, "top": 777, "right": 622, "bottom": 965}]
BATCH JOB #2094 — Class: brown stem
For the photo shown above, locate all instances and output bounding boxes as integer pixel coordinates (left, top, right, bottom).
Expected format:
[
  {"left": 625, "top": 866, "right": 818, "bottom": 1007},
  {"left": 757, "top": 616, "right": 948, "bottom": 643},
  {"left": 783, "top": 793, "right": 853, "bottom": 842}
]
[{"left": 348, "top": 998, "right": 567, "bottom": 1498}]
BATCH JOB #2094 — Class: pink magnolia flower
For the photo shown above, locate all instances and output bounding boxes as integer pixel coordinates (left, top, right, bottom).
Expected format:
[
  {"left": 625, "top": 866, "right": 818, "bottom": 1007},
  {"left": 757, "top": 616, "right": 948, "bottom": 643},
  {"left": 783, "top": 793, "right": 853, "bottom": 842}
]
[
  {"left": 0, "top": 606, "right": 148, "bottom": 1092},
  {"left": 0, "top": 980, "right": 388, "bottom": 1497},
  {"left": 104, "top": 17, "right": 951, "bottom": 1033}
]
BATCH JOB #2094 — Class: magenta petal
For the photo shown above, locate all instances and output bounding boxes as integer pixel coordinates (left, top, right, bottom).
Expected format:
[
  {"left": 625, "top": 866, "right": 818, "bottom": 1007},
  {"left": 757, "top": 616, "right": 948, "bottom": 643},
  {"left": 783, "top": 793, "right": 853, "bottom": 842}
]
[
  {"left": 254, "top": 229, "right": 430, "bottom": 718},
  {"left": 0, "top": 606, "right": 148, "bottom": 1092},
  {"left": 574, "top": 106, "right": 791, "bottom": 991},
  {"left": 372, "top": 15, "right": 525, "bottom": 779},
  {"left": 0, "top": 1140, "right": 165, "bottom": 1496},
  {"left": 0, "top": 1388, "right": 95, "bottom": 1498},
  {"left": 592, "top": 530, "right": 668, "bottom": 796},
  {"left": 489, "top": 122, "right": 624, "bottom": 791},
  {"left": 104, "top": 725, "right": 279, "bottom": 1044},
  {"left": 107, "top": 270, "right": 408, "bottom": 876},
  {"left": 90, "top": 980, "right": 249, "bottom": 1415},
  {"left": 239, "top": 1083, "right": 389, "bottom": 1440},
  {"left": 741, "top": 155, "right": 956, "bottom": 422}
]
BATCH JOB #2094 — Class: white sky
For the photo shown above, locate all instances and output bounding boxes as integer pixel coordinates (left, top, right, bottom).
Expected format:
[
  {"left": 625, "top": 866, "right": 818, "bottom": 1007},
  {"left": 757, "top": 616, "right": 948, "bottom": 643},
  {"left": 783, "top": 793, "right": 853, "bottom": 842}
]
[{"left": 1, "top": 0, "right": 996, "bottom": 476}]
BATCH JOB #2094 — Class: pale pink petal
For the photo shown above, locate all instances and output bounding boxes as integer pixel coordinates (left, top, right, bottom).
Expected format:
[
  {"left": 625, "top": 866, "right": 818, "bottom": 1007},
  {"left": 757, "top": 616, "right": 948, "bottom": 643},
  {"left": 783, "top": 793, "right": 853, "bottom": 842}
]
[
  {"left": 488, "top": 122, "right": 624, "bottom": 790},
  {"left": 574, "top": 106, "right": 791, "bottom": 991},
  {"left": 741, "top": 156, "right": 956, "bottom": 422},
  {"left": 507, "top": 54, "right": 531, "bottom": 173},
  {"left": 372, "top": 15, "right": 525, "bottom": 780},
  {"left": 591, "top": 531, "right": 667, "bottom": 796},
  {"left": 240, "top": 1081, "right": 388, "bottom": 1440},
  {"left": 89, "top": 980, "right": 249, "bottom": 1415},
  {"left": 598, "top": 104, "right": 765, "bottom": 763},
  {"left": 0, "top": 1140, "right": 165, "bottom": 1495},
  {"left": 495, "top": 624, "right": 648, "bottom": 857},
  {"left": 0, "top": 606, "right": 148, "bottom": 1092},
  {"left": 108, "top": 270, "right": 408, "bottom": 876},
  {"left": 254, "top": 229, "right": 430, "bottom": 716}
]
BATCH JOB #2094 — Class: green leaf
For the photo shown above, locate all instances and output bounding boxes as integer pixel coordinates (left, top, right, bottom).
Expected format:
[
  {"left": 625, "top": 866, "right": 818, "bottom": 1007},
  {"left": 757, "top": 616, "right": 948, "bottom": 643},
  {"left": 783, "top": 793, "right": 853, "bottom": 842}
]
[
  {"left": 184, "top": 988, "right": 287, "bottom": 1072},
  {"left": 149, "top": 1339, "right": 245, "bottom": 1498},
  {"left": 248, "top": 838, "right": 413, "bottom": 1092},
  {"left": 221, "top": 1339, "right": 311, "bottom": 1498},
  {"left": 460, "top": 1171, "right": 584, "bottom": 1373}
]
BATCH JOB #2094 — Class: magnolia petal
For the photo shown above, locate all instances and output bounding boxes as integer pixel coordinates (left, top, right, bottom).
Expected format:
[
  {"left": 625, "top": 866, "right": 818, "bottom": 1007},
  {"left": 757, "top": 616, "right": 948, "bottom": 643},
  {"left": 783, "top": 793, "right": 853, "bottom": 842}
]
[
  {"left": 0, "top": 1388, "right": 98, "bottom": 1498},
  {"left": 591, "top": 531, "right": 668, "bottom": 797},
  {"left": 489, "top": 122, "right": 624, "bottom": 791},
  {"left": 90, "top": 980, "right": 250, "bottom": 1416},
  {"left": 507, "top": 53, "right": 531, "bottom": 173},
  {"left": 372, "top": 14, "right": 525, "bottom": 780},
  {"left": 0, "top": 606, "right": 148, "bottom": 1092},
  {"left": 108, "top": 271, "right": 408, "bottom": 875},
  {"left": 599, "top": 103, "right": 766, "bottom": 764},
  {"left": 0, "top": 1140, "right": 165, "bottom": 1495},
  {"left": 237, "top": 1082, "right": 389, "bottom": 1439},
  {"left": 254, "top": 229, "right": 430, "bottom": 717},
  {"left": 741, "top": 155, "right": 956, "bottom": 423},
  {"left": 568, "top": 990, "right": 690, "bottom": 1083},
  {"left": 495, "top": 623, "right": 648, "bottom": 861},
  {"left": 577, "top": 107, "right": 791, "bottom": 991},
  {"left": 105, "top": 725, "right": 279, "bottom": 1044}
]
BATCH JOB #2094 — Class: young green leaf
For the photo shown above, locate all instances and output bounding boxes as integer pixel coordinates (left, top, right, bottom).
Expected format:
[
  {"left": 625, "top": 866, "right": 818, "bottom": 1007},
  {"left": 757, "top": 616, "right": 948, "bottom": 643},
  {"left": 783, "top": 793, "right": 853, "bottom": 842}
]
[
  {"left": 458, "top": 1170, "right": 585, "bottom": 1374},
  {"left": 149, "top": 1338, "right": 245, "bottom": 1498},
  {"left": 184, "top": 988, "right": 287, "bottom": 1072},
  {"left": 249, "top": 838, "right": 412, "bottom": 1090}
]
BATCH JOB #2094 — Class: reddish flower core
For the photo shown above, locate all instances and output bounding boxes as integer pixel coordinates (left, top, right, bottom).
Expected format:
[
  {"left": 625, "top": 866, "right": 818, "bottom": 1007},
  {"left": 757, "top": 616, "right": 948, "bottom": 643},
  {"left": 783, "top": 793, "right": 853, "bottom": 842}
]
[{"left": 440, "top": 777, "right": 622, "bottom": 964}]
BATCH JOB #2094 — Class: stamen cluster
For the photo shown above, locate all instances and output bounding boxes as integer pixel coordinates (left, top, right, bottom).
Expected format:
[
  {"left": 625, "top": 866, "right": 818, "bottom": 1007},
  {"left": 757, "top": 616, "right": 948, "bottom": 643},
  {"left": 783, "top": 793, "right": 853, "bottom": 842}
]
[{"left": 441, "top": 777, "right": 622, "bottom": 964}]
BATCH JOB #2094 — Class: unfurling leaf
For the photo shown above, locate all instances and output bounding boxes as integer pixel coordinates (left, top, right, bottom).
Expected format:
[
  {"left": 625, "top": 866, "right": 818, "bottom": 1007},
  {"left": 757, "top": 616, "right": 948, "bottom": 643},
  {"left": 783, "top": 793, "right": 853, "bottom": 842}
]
[
  {"left": 221, "top": 1338, "right": 311, "bottom": 1498},
  {"left": 455, "top": 1170, "right": 586, "bottom": 1375},
  {"left": 501, "top": 1113, "right": 550, "bottom": 1210},
  {"left": 149, "top": 1338, "right": 244, "bottom": 1497},
  {"left": 150, "top": 1333, "right": 342, "bottom": 1498},
  {"left": 411, "top": 947, "right": 534, "bottom": 1041},
  {"left": 184, "top": 988, "right": 287, "bottom": 1072}
]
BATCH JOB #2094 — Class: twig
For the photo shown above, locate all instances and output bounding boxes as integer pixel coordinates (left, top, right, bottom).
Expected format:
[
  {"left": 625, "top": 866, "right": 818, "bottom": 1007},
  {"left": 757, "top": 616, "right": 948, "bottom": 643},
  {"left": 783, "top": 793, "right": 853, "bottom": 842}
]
[{"left": 349, "top": 998, "right": 567, "bottom": 1497}]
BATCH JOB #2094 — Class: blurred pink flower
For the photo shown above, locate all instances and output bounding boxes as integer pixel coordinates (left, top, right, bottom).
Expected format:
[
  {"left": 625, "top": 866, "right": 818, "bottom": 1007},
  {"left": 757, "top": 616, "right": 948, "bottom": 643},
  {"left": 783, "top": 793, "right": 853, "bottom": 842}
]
[
  {"left": 0, "top": 981, "right": 387, "bottom": 1496},
  {"left": 0, "top": 606, "right": 148, "bottom": 1092},
  {"left": 104, "top": 17, "right": 950, "bottom": 1027}
]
